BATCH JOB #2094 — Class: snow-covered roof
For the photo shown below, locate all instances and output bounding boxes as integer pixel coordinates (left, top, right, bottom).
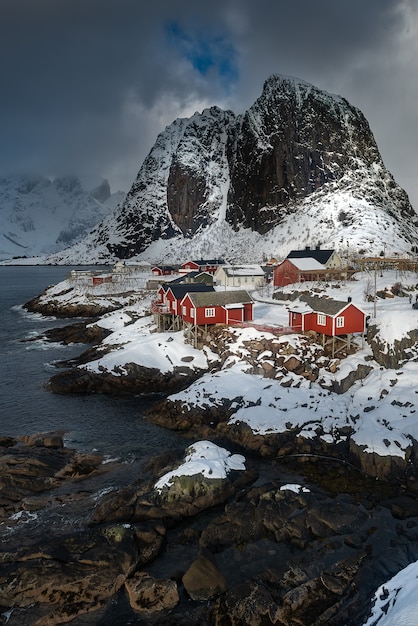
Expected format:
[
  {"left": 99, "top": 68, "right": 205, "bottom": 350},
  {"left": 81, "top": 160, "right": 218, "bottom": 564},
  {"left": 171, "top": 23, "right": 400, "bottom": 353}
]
[
  {"left": 289, "top": 257, "right": 326, "bottom": 271},
  {"left": 222, "top": 264, "right": 265, "bottom": 276}
]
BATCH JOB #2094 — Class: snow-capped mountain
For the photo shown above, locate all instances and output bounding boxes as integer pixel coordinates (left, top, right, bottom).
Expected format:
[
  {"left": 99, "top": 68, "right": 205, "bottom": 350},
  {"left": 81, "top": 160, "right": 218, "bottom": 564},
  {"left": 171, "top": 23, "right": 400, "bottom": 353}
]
[
  {"left": 49, "top": 74, "right": 418, "bottom": 264},
  {"left": 0, "top": 174, "right": 125, "bottom": 260}
]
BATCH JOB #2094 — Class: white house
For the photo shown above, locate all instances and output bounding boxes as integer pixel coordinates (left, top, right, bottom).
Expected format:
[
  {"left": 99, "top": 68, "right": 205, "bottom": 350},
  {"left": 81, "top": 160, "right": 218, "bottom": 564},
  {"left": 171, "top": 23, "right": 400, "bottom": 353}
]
[{"left": 214, "top": 264, "right": 266, "bottom": 289}]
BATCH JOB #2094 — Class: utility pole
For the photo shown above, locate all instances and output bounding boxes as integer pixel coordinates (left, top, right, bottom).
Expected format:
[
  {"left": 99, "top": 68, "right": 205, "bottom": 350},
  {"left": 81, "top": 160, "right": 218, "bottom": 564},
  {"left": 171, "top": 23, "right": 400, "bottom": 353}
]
[{"left": 373, "top": 262, "right": 377, "bottom": 318}]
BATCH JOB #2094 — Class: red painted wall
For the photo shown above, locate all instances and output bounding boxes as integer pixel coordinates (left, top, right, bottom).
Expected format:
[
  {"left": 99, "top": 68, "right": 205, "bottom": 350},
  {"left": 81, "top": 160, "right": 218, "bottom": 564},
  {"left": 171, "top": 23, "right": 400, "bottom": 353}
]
[{"left": 274, "top": 259, "right": 299, "bottom": 287}]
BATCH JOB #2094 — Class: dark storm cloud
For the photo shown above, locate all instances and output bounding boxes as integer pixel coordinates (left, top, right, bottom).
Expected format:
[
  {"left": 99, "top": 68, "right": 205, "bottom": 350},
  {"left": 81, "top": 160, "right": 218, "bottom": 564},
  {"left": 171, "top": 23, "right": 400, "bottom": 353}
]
[{"left": 0, "top": 0, "right": 416, "bottom": 206}]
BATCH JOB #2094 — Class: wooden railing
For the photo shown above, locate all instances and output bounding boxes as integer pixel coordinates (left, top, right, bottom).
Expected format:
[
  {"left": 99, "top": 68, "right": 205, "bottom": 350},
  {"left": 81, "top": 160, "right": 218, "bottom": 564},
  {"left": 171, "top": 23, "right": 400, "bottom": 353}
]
[{"left": 230, "top": 320, "right": 297, "bottom": 335}]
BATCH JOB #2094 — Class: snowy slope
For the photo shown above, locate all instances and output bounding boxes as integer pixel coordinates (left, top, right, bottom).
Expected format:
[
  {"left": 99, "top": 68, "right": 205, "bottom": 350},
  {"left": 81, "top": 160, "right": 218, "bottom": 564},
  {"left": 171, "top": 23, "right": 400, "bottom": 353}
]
[{"left": 0, "top": 174, "right": 125, "bottom": 260}]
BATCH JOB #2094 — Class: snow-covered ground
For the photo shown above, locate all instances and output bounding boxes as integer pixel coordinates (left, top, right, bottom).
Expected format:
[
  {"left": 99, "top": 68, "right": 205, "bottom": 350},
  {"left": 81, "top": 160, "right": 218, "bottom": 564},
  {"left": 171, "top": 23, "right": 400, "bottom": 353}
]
[{"left": 361, "top": 559, "right": 418, "bottom": 625}]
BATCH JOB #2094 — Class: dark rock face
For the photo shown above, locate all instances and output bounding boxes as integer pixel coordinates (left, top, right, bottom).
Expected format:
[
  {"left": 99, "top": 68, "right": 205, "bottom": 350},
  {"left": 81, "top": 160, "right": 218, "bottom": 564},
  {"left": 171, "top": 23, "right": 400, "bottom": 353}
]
[
  {"left": 47, "top": 362, "right": 207, "bottom": 396},
  {"left": 226, "top": 77, "right": 377, "bottom": 232}
]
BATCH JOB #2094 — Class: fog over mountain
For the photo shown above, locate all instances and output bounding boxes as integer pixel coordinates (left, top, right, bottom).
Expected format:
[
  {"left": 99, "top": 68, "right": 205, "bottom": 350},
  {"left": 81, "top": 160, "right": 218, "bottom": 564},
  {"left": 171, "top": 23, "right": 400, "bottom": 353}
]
[{"left": 0, "top": 175, "right": 125, "bottom": 261}]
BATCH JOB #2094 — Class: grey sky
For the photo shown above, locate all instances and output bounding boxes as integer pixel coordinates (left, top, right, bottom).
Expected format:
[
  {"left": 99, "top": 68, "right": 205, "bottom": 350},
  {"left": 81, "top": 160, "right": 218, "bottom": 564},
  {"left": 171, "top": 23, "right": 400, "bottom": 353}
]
[{"left": 1, "top": 0, "right": 417, "bottom": 209}]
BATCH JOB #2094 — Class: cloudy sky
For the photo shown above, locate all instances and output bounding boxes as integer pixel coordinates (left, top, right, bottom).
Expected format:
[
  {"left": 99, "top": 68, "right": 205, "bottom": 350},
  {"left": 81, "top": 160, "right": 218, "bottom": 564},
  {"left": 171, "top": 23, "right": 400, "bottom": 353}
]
[{"left": 1, "top": 0, "right": 417, "bottom": 208}]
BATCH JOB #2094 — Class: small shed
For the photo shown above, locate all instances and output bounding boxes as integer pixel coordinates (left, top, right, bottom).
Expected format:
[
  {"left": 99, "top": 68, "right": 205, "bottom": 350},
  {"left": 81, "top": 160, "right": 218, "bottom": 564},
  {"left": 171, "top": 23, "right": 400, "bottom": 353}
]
[
  {"left": 214, "top": 264, "right": 266, "bottom": 289},
  {"left": 180, "top": 259, "right": 226, "bottom": 275},
  {"left": 92, "top": 274, "right": 113, "bottom": 285},
  {"left": 151, "top": 265, "right": 176, "bottom": 276}
]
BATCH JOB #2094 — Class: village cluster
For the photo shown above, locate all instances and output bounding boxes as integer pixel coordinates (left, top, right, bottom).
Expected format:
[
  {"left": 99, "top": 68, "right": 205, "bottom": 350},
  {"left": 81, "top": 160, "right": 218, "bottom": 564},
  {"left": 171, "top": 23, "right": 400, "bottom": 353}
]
[
  {"left": 68, "top": 245, "right": 417, "bottom": 355},
  {"left": 72, "top": 245, "right": 418, "bottom": 351}
]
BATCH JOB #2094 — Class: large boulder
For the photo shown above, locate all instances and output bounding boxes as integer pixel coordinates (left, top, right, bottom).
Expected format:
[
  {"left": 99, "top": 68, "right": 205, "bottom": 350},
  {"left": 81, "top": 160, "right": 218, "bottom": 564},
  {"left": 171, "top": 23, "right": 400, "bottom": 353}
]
[{"left": 182, "top": 548, "right": 227, "bottom": 600}]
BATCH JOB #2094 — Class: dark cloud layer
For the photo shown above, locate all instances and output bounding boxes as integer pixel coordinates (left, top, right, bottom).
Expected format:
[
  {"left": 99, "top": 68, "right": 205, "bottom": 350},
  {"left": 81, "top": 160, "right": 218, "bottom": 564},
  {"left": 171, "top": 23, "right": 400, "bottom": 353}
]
[{"left": 1, "top": 0, "right": 417, "bottom": 207}]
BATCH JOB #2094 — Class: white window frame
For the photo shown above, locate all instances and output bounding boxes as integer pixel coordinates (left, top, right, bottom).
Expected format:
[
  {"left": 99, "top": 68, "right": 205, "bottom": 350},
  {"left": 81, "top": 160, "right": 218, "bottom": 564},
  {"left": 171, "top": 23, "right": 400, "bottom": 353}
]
[
  {"left": 190, "top": 308, "right": 195, "bottom": 319},
  {"left": 182, "top": 305, "right": 187, "bottom": 316},
  {"left": 336, "top": 316, "right": 344, "bottom": 328},
  {"left": 317, "top": 313, "right": 326, "bottom": 326},
  {"left": 205, "top": 307, "right": 216, "bottom": 318}
]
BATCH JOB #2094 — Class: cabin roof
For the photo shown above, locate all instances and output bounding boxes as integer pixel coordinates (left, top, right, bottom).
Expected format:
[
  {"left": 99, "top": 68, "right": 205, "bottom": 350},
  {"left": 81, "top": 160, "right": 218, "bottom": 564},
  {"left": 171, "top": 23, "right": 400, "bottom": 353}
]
[
  {"left": 221, "top": 264, "right": 265, "bottom": 276},
  {"left": 288, "top": 258, "right": 325, "bottom": 271},
  {"left": 183, "top": 258, "right": 226, "bottom": 266},
  {"left": 287, "top": 249, "right": 335, "bottom": 265},
  {"left": 184, "top": 289, "right": 253, "bottom": 307},
  {"left": 289, "top": 296, "right": 363, "bottom": 316},
  {"left": 163, "top": 283, "right": 214, "bottom": 298}
]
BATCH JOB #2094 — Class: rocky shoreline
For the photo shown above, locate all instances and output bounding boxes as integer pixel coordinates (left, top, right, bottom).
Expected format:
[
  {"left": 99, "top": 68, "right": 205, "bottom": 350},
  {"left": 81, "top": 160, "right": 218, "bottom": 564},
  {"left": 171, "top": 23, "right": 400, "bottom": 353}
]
[
  {"left": 5, "top": 288, "right": 417, "bottom": 624},
  {"left": 1, "top": 431, "right": 418, "bottom": 626}
]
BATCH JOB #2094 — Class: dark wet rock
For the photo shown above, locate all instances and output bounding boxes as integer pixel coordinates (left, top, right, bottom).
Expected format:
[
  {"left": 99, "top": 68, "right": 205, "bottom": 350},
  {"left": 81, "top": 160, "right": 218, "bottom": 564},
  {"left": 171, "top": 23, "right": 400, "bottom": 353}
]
[
  {"left": 182, "top": 548, "right": 227, "bottom": 600},
  {"left": 3, "top": 434, "right": 418, "bottom": 626},
  {"left": 125, "top": 571, "right": 179, "bottom": 614},
  {"left": 48, "top": 363, "right": 207, "bottom": 396},
  {"left": 44, "top": 321, "right": 110, "bottom": 345}
]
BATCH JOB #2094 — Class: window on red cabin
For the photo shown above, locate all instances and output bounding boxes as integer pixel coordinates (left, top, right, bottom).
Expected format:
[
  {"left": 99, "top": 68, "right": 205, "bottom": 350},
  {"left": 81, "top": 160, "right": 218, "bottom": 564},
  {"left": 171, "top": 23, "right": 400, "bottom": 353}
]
[
  {"left": 317, "top": 314, "right": 326, "bottom": 326},
  {"left": 205, "top": 308, "right": 215, "bottom": 318},
  {"left": 336, "top": 316, "right": 344, "bottom": 328}
]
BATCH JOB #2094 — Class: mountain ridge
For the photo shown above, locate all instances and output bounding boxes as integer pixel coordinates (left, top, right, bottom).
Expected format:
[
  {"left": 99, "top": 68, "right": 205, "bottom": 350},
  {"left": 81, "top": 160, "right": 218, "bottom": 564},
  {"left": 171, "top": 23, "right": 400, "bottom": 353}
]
[{"left": 45, "top": 74, "right": 418, "bottom": 264}]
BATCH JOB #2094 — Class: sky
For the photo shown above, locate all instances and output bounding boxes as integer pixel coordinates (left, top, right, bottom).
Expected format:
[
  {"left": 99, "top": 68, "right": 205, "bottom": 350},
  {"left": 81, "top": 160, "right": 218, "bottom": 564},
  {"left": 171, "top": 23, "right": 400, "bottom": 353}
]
[{"left": 1, "top": 0, "right": 417, "bottom": 209}]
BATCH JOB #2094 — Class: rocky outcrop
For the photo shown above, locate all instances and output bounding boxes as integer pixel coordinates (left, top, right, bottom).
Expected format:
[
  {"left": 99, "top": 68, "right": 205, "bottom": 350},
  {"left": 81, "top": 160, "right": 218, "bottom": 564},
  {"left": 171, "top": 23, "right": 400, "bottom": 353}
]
[
  {"left": 348, "top": 437, "right": 414, "bottom": 482},
  {"left": 24, "top": 293, "right": 121, "bottom": 318},
  {"left": 47, "top": 362, "right": 207, "bottom": 395},
  {"left": 367, "top": 323, "right": 418, "bottom": 368},
  {"left": 182, "top": 548, "right": 227, "bottom": 600},
  {"left": 22, "top": 321, "right": 110, "bottom": 345}
]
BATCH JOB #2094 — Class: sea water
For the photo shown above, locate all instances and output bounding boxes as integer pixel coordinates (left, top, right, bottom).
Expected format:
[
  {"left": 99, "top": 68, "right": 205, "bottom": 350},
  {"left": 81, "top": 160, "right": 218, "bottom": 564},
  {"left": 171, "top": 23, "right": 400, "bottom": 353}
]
[{"left": 0, "top": 265, "right": 182, "bottom": 461}]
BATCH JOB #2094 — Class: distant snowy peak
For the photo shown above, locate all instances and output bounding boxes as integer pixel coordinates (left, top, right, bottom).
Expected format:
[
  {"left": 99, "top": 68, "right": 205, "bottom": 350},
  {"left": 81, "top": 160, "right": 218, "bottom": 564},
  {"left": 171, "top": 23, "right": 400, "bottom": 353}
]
[
  {"left": 0, "top": 174, "right": 125, "bottom": 260},
  {"left": 48, "top": 73, "right": 418, "bottom": 264}
]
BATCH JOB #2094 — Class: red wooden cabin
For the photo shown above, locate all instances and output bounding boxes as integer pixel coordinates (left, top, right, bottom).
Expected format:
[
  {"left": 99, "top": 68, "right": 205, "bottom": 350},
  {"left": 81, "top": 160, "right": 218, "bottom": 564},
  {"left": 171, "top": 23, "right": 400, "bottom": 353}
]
[
  {"left": 288, "top": 296, "right": 366, "bottom": 336},
  {"left": 180, "top": 290, "right": 253, "bottom": 326},
  {"left": 273, "top": 258, "right": 326, "bottom": 287},
  {"left": 180, "top": 259, "right": 225, "bottom": 275}
]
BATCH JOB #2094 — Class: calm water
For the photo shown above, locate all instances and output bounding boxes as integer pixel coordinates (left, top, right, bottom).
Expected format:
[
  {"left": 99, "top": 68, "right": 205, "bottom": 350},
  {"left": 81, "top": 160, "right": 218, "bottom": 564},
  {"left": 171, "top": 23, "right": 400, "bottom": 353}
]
[{"left": 0, "top": 266, "right": 182, "bottom": 460}]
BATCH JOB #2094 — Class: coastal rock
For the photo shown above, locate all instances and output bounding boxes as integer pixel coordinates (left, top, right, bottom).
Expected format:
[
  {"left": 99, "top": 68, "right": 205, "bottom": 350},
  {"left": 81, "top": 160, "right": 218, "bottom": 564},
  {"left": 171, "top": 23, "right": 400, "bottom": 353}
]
[
  {"left": 2, "top": 434, "right": 418, "bottom": 626},
  {"left": 47, "top": 363, "right": 206, "bottom": 395},
  {"left": 41, "top": 321, "right": 110, "bottom": 345},
  {"left": 349, "top": 437, "right": 413, "bottom": 481},
  {"left": 24, "top": 292, "right": 120, "bottom": 318},
  {"left": 125, "top": 571, "right": 179, "bottom": 614},
  {"left": 182, "top": 548, "right": 227, "bottom": 600},
  {"left": 0, "top": 524, "right": 140, "bottom": 624}
]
